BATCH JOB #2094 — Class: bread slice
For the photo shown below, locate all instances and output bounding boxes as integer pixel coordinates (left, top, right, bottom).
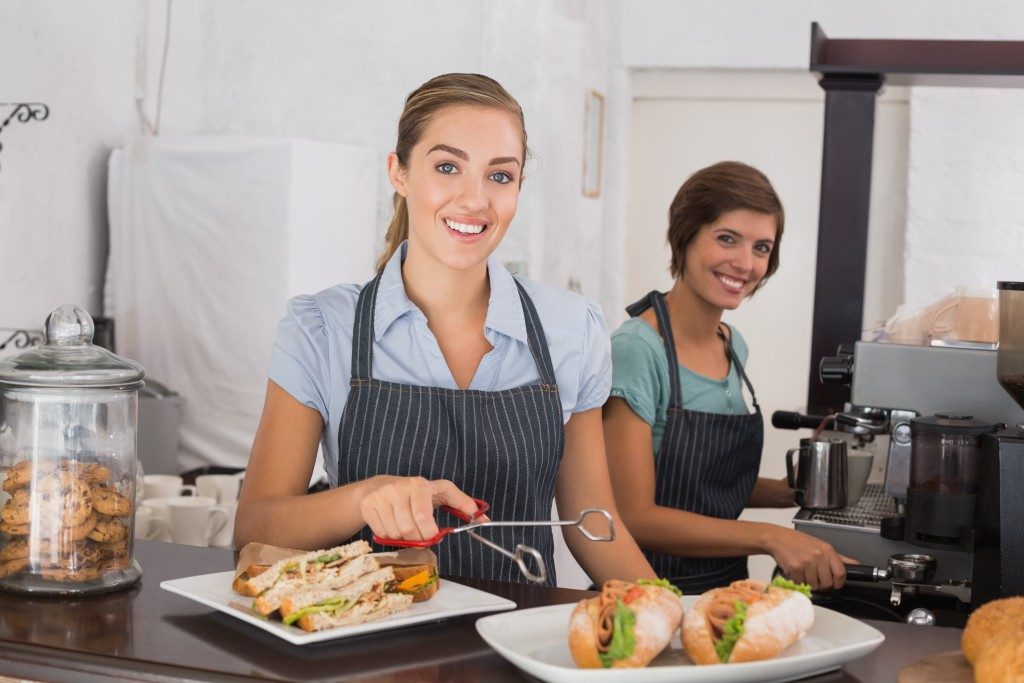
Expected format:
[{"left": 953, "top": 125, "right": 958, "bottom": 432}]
[
  {"left": 384, "top": 563, "right": 440, "bottom": 602},
  {"left": 278, "top": 565, "right": 394, "bottom": 618},
  {"left": 295, "top": 592, "right": 413, "bottom": 632},
  {"left": 252, "top": 554, "right": 381, "bottom": 616},
  {"left": 233, "top": 540, "right": 371, "bottom": 599}
]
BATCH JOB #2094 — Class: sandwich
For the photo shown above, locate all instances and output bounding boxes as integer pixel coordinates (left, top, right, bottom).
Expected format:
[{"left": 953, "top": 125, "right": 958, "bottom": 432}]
[
  {"left": 682, "top": 576, "right": 814, "bottom": 665},
  {"left": 962, "top": 596, "right": 1024, "bottom": 683},
  {"left": 376, "top": 548, "right": 440, "bottom": 603},
  {"left": 278, "top": 566, "right": 413, "bottom": 632},
  {"left": 568, "top": 578, "right": 684, "bottom": 669},
  {"left": 231, "top": 540, "right": 374, "bottom": 616}
]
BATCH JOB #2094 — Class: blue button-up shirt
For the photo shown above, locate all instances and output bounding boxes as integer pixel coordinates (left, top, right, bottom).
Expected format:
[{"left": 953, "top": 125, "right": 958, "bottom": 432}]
[{"left": 268, "top": 242, "right": 612, "bottom": 486}]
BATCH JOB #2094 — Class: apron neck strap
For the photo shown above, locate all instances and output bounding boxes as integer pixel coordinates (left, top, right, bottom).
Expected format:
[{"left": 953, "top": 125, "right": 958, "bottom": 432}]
[
  {"left": 626, "top": 290, "right": 760, "bottom": 411},
  {"left": 351, "top": 273, "right": 384, "bottom": 380},
  {"left": 351, "top": 273, "right": 558, "bottom": 386}
]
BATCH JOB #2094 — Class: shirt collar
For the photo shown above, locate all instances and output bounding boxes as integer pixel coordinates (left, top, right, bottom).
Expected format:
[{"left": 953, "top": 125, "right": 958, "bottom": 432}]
[
  {"left": 373, "top": 242, "right": 418, "bottom": 341},
  {"left": 372, "top": 241, "right": 528, "bottom": 344}
]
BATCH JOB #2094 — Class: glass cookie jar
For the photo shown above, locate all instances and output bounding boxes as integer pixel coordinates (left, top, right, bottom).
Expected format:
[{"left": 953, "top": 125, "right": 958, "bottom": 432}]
[{"left": 0, "top": 305, "right": 145, "bottom": 594}]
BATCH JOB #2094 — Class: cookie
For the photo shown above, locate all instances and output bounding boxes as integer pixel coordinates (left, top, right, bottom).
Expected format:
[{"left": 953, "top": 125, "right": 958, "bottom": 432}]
[
  {"left": 98, "top": 538, "right": 129, "bottom": 559},
  {"left": 40, "top": 563, "right": 100, "bottom": 583},
  {"left": 79, "top": 463, "right": 111, "bottom": 485},
  {"left": 0, "top": 520, "right": 30, "bottom": 536},
  {"left": 87, "top": 515, "right": 128, "bottom": 544},
  {"left": 34, "top": 468, "right": 87, "bottom": 495},
  {"left": 58, "top": 512, "right": 97, "bottom": 543},
  {"left": 0, "top": 538, "right": 30, "bottom": 561},
  {"left": 1, "top": 500, "right": 29, "bottom": 526},
  {"left": 0, "top": 557, "right": 28, "bottom": 580},
  {"left": 1, "top": 460, "right": 36, "bottom": 493},
  {"left": 100, "top": 556, "right": 132, "bottom": 573},
  {"left": 90, "top": 484, "right": 131, "bottom": 517}
]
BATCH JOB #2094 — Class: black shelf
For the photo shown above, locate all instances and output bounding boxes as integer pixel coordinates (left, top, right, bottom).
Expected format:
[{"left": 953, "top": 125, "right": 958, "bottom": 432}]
[{"left": 806, "top": 23, "right": 1024, "bottom": 415}]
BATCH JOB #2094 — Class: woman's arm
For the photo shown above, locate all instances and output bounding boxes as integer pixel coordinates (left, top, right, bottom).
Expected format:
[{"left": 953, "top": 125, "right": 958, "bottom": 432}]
[
  {"left": 555, "top": 408, "right": 657, "bottom": 584},
  {"left": 747, "top": 476, "right": 796, "bottom": 508},
  {"left": 603, "top": 397, "right": 851, "bottom": 589},
  {"left": 235, "top": 381, "right": 480, "bottom": 550}
]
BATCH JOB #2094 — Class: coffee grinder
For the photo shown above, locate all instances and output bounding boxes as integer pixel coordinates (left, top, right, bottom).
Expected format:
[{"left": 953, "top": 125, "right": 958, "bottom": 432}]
[{"left": 972, "top": 281, "right": 1024, "bottom": 608}]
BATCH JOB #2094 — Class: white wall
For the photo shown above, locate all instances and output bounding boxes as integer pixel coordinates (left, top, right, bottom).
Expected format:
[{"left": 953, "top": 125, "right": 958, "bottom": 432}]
[
  {"left": 1, "top": 0, "right": 616, "bottom": 332},
  {"left": 0, "top": 1, "right": 139, "bottom": 333},
  {"left": 616, "top": 0, "right": 1024, "bottom": 321}
]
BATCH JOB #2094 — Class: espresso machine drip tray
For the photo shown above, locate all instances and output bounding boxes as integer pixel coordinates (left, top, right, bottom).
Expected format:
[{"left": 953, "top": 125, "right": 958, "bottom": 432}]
[{"left": 795, "top": 483, "right": 896, "bottom": 530}]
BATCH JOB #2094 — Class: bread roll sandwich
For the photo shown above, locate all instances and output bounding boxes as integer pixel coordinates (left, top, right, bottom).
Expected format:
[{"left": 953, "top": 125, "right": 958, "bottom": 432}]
[
  {"left": 682, "top": 576, "right": 814, "bottom": 665},
  {"left": 569, "top": 578, "right": 684, "bottom": 669},
  {"left": 962, "top": 596, "right": 1024, "bottom": 665}
]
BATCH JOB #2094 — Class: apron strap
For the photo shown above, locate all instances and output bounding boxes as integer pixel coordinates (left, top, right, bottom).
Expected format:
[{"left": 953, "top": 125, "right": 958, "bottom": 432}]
[
  {"left": 720, "top": 324, "right": 761, "bottom": 412},
  {"left": 627, "top": 291, "right": 761, "bottom": 412},
  {"left": 514, "top": 279, "right": 558, "bottom": 387},
  {"left": 352, "top": 273, "right": 557, "bottom": 387},
  {"left": 626, "top": 291, "right": 684, "bottom": 412},
  {"left": 350, "top": 273, "right": 383, "bottom": 381}
]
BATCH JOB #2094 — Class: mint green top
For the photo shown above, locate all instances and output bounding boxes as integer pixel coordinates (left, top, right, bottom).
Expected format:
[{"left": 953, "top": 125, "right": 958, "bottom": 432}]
[{"left": 609, "top": 318, "right": 751, "bottom": 454}]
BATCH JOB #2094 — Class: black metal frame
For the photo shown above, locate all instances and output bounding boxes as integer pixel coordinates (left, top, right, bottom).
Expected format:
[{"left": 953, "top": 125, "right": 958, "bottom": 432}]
[
  {"left": 806, "top": 23, "right": 1024, "bottom": 415},
  {"left": 0, "top": 103, "right": 50, "bottom": 174}
]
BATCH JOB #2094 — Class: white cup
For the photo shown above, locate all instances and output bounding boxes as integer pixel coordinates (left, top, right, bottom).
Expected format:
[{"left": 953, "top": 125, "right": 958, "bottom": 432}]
[
  {"left": 166, "top": 496, "right": 228, "bottom": 547},
  {"left": 140, "top": 498, "right": 174, "bottom": 542},
  {"left": 846, "top": 449, "right": 875, "bottom": 505},
  {"left": 144, "top": 474, "right": 197, "bottom": 501},
  {"left": 196, "top": 474, "right": 241, "bottom": 505},
  {"left": 209, "top": 502, "right": 237, "bottom": 549},
  {"left": 134, "top": 505, "right": 167, "bottom": 540}
]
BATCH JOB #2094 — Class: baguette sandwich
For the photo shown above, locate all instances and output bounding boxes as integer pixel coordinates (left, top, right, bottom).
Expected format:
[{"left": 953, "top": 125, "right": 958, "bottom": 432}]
[
  {"left": 568, "top": 578, "right": 684, "bottom": 669},
  {"left": 682, "top": 576, "right": 814, "bottom": 665}
]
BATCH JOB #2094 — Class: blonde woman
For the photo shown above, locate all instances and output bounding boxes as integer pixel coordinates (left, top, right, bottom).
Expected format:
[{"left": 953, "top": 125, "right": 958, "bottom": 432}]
[{"left": 236, "top": 74, "right": 655, "bottom": 585}]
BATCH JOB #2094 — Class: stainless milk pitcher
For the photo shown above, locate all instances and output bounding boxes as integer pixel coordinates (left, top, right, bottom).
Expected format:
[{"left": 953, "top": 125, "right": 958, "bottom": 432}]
[{"left": 786, "top": 437, "right": 848, "bottom": 509}]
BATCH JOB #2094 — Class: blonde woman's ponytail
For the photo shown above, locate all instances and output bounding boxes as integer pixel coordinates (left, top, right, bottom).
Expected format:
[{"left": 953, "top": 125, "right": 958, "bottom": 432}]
[{"left": 376, "top": 192, "right": 409, "bottom": 273}]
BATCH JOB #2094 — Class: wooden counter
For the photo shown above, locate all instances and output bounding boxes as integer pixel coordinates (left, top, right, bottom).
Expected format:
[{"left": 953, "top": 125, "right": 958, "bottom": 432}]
[{"left": 0, "top": 540, "right": 964, "bottom": 682}]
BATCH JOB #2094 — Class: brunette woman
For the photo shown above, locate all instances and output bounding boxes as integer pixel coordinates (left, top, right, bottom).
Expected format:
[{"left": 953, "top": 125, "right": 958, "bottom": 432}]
[{"left": 603, "top": 162, "right": 851, "bottom": 592}]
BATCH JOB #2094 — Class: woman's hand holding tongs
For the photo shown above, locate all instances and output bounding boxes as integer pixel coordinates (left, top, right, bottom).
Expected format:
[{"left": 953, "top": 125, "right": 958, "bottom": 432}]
[{"left": 358, "top": 476, "right": 489, "bottom": 542}]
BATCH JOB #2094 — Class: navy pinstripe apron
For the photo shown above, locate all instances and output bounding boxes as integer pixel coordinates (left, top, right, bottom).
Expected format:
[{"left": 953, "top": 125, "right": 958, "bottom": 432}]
[
  {"left": 626, "top": 291, "right": 763, "bottom": 594},
  {"left": 337, "top": 273, "right": 565, "bottom": 584}
]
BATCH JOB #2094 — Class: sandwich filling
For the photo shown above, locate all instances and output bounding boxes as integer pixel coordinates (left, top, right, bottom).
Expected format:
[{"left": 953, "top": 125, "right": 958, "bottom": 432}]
[
  {"left": 594, "top": 581, "right": 640, "bottom": 668},
  {"left": 709, "top": 576, "right": 812, "bottom": 662}
]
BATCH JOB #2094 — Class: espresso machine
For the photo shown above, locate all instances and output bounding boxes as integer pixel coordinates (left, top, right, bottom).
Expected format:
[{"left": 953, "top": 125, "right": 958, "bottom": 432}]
[
  {"left": 785, "top": 281, "right": 1024, "bottom": 613},
  {"left": 972, "top": 281, "right": 1024, "bottom": 608}
]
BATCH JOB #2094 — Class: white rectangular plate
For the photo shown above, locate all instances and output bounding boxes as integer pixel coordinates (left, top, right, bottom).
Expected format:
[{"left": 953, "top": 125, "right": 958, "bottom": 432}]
[
  {"left": 161, "top": 570, "right": 516, "bottom": 645},
  {"left": 476, "top": 597, "right": 884, "bottom": 683}
]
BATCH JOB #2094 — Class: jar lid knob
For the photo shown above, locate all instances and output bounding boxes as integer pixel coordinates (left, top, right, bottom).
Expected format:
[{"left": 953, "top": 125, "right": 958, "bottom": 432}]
[{"left": 44, "top": 305, "right": 95, "bottom": 346}]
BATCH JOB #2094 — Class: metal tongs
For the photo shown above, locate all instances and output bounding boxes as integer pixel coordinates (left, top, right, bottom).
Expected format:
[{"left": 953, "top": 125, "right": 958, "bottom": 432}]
[{"left": 373, "top": 498, "right": 615, "bottom": 583}]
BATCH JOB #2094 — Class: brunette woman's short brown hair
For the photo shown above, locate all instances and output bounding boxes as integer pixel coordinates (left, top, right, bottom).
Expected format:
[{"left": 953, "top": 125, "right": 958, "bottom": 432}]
[{"left": 667, "top": 161, "right": 784, "bottom": 291}]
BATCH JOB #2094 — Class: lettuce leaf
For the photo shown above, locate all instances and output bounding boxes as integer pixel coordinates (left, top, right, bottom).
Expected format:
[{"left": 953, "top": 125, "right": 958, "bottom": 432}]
[
  {"left": 771, "top": 575, "right": 812, "bottom": 597},
  {"left": 714, "top": 601, "right": 748, "bottom": 663},
  {"left": 282, "top": 597, "right": 355, "bottom": 626},
  {"left": 598, "top": 600, "right": 637, "bottom": 668},
  {"left": 636, "top": 578, "right": 682, "bottom": 597}
]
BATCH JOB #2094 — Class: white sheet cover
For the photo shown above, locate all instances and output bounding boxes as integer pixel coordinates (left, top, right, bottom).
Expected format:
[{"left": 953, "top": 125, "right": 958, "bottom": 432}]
[{"left": 106, "top": 135, "right": 378, "bottom": 471}]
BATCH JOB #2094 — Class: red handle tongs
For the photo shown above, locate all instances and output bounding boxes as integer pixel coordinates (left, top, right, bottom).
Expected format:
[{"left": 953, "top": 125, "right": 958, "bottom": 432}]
[
  {"left": 372, "top": 497, "right": 490, "bottom": 548},
  {"left": 373, "top": 498, "right": 615, "bottom": 584}
]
